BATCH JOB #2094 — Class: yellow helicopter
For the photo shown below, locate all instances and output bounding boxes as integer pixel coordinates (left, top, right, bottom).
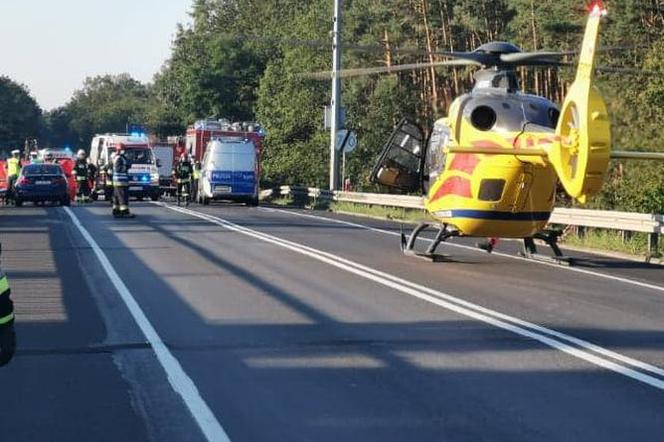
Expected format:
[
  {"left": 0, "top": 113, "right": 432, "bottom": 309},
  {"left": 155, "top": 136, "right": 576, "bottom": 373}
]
[{"left": 314, "top": 0, "right": 664, "bottom": 263}]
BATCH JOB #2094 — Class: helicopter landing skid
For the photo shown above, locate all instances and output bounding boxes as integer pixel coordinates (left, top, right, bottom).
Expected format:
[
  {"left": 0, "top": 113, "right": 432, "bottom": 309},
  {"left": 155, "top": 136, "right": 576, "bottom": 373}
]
[
  {"left": 519, "top": 231, "right": 573, "bottom": 266},
  {"left": 400, "top": 223, "right": 458, "bottom": 262}
]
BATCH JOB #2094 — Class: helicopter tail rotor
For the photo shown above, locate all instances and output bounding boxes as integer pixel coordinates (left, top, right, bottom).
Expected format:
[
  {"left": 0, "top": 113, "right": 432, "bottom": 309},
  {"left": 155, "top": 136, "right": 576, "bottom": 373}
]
[{"left": 547, "top": 0, "right": 611, "bottom": 204}]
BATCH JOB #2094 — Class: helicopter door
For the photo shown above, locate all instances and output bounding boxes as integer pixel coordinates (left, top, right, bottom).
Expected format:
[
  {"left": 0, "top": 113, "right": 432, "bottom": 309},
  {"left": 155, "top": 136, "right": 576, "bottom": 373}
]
[
  {"left": 369, "top": 119, "right": 424, "bottom": 192},
  {"left": 512, "top": 167, "right": 534, "bottom": 211}
]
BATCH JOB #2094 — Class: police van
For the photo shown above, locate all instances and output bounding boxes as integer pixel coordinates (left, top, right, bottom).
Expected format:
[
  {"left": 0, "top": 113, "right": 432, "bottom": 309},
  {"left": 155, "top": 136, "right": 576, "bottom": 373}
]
[
  {"left": 198, "top": 137, "right": 259, "bottom": 206},
  {"left": 89, "top": 134, "right": 160, "bottom": 201}
]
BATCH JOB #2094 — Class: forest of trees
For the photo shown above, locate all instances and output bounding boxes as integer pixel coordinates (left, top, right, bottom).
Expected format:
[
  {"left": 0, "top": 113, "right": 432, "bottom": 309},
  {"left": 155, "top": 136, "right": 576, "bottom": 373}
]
[{"left": 6, "top": 0, "right": 664, "bottom": 212}]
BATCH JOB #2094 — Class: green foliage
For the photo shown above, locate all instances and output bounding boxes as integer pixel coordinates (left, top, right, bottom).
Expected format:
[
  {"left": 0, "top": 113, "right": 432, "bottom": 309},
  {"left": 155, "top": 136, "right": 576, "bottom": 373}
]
[
  {"left": 0, "top": 77, "right": 42, "bottom": 155},
  {"left": 30, "top": 0, "right": 664, "bottom": 214},
  {"left": 45, "top": 74, "right": 151, "bottom": 149}
]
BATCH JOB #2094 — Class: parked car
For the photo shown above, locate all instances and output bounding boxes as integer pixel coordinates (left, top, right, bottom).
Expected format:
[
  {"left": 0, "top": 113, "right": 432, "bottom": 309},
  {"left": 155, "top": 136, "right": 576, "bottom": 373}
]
[{"left": 14, "top": 164, "right": 70, "bottom": 207}]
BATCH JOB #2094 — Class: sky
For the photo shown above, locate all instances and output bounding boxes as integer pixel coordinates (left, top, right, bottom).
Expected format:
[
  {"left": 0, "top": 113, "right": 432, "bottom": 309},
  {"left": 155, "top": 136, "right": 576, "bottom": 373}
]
[{"left": 0, "top": 0, "right": 192, "bottom": 110}]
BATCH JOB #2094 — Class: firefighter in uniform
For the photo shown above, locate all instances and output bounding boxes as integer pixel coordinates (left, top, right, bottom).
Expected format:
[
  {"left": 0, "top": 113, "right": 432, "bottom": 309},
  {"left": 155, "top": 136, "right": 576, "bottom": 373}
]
[
  {"left": 173, "top": 153, "right": 193, "bottom": 203},
  {"left": 73, "top": 149, "right": 92, "bottom": 203},
  {"left": 5, "top": 150, "right": 22, "bottom": 205},
  {"left": 112, "top": 144, "right": 134, "bottom": 218},
  {"left": 0, "top": 246, "right": 16, "bottom": 367}
]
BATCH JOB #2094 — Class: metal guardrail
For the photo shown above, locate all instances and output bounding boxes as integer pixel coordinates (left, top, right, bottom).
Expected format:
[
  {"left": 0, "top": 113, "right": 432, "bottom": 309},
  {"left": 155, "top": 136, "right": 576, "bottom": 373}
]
[{"left": 263, "top": 186, "right": 663, "bottom": 257}]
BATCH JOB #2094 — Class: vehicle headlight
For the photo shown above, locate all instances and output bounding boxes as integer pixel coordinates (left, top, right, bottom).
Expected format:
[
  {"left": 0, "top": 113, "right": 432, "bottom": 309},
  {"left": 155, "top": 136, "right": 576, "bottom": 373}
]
[{"left": 151, "top": 173, "right": 160, "bottom": 184}]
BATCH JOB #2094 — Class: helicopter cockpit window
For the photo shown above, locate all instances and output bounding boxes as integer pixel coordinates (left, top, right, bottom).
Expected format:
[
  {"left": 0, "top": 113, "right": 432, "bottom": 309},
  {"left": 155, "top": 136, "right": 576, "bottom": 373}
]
[{"left": 426, "top": 122, "right": 451, "bottom": 187}]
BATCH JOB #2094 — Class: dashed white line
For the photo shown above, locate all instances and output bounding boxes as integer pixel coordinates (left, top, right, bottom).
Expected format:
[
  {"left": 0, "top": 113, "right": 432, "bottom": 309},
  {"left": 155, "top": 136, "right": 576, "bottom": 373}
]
[
  {"left": 163, "top": 204, "right": 664, "bottom": 392},
  {"left": 63, "top": 207, "right": 231, "bottom": 442}
]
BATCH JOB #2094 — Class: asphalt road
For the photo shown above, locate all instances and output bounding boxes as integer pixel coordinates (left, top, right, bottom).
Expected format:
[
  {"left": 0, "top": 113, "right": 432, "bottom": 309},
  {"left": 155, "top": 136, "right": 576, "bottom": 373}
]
[{"left": 2, "top": 201, "right": 664, "bottom": 441}]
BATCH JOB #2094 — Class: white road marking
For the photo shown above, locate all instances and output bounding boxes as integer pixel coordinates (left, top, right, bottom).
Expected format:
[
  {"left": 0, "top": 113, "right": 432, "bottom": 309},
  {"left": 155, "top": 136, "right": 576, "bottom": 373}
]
[
  {"left": 63, "top": 207, "right": 231, "bottom": 442},
  {"left": 162, "top": 204, "right": 664, "bottom": 391},
  {"left": 262, "top": 207, "right": 664, "bottom": 295}
]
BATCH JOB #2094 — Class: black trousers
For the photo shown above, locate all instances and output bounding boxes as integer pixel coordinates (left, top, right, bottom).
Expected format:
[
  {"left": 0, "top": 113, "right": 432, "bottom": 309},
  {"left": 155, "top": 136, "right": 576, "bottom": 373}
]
[
  {"left": 77, "top": 180, "right": 90, "bottom": 198},
  {"left": 6, "top": 175, "right": 17, "bottom": 202},
  {"left": 112, "top": 185, "right": 129, "bottom": 211}
]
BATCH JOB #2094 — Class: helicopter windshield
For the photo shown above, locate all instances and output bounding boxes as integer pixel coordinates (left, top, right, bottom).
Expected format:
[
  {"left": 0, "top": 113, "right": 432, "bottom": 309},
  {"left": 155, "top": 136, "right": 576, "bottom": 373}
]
[{"left": 425, "top": 121, "right": 451, "bottom": 191}]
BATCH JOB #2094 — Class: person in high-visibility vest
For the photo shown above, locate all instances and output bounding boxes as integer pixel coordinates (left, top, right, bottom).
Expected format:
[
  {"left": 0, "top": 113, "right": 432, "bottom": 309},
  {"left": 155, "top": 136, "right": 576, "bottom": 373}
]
[
  {"left": 192, "top": 160, "right": 201, "bottom": 202},
  {"left": 112, "top": 144, "right": 134, "bottom": 218},
  {"left": 0, "top": 246, "right": 16, "bottom": 367},
  {"left": 5, "top": 150, "right": 22, "bottom": 205}
]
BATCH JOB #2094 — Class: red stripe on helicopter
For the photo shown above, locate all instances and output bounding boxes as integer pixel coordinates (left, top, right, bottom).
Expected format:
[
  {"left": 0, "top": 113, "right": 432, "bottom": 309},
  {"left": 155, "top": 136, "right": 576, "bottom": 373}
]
[
  {"left": 430, "top": 176, "right": 472, "bottom": 202},
  {"left": 448, "top": 154, "right": 480, "bottom": 174}
]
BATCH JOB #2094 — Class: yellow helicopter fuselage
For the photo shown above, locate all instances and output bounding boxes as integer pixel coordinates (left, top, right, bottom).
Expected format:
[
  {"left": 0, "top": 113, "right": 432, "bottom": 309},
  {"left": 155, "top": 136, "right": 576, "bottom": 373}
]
[{"left": 426, "top": 116, "right": 558, "bottom": 238}]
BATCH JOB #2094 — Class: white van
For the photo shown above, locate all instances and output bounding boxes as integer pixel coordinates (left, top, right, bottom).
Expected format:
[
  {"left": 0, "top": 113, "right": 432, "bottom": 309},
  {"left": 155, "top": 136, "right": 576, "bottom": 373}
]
[
  {"left": 89, "top": 134, "right": 160, "bottom": 201},
  {"left": 198, "top": 138, "right": 259, "bottom": 206}
]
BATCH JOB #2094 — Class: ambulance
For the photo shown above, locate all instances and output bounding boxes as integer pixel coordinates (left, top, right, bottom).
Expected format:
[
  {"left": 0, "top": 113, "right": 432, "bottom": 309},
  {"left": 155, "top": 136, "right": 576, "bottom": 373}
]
[{"left": 89, "top": 133, "right": 160, "bottom": 201}]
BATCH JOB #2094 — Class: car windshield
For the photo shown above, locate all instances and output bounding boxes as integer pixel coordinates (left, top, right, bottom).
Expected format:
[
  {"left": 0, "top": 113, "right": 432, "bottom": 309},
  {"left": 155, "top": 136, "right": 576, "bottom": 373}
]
[
  {"left": 125, "top": 148, "right": 154, "bottom": 164},
  {"left": 23, "top": 165, "right": 63, "bottom": 176}
]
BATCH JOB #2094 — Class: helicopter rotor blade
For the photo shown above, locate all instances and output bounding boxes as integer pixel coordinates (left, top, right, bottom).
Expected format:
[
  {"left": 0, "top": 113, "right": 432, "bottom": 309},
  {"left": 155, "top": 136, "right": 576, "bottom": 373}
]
[
  {"left": 300, "top": 59, "right": 481, "bottom": 80},
  {"left": 594, "top": 66, "right": 664, "bottom": 76},
  {"left": 556, "top": 61, "right": 664, "bottom": 76}
]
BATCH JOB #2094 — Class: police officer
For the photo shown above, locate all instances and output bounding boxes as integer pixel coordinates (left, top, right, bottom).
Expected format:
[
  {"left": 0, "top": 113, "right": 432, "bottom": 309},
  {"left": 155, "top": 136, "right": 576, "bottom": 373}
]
[
  {"left": 112, "top": 144, "right": 134, "bottom": 218},
  {"left": 173, "top": 153, "right": 193, "bottom": 204},
  {"left": 73, "top": 149, "right": 91, "bottom": 203},
  {"left": 5, "top": 150, "right": 22, "bottom": 205},
  {"left": 0, "top": 245, "right": 16, "bottom": 367}
]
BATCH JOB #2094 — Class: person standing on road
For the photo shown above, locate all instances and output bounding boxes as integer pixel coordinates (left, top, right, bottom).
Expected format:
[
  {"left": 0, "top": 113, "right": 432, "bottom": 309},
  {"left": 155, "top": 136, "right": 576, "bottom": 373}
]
[
  {"left": 5, "top": 150, "right": 22, "bottom": 205},
  {"left": 173, "top": 153, "right": 193, "bottom": 203},
  {"left": 0, "top": 245, "right": 16, "bottom": 367},
  {"left": 112, "top": 144, "right": 133, "bottom": 218},
  {"left": 192, "top": 160, "right": 201, "bottom": 202},
  {"left": 73, "top": 149, "right": 92, "bottom": 203}
]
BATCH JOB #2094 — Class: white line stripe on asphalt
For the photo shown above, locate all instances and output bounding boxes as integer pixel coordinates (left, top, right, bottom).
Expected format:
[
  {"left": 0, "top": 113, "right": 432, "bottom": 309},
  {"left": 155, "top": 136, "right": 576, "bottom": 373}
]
[
  {"left": 262, "top": 207, "right": 664, "bottom": 295},
  {"left": 258, "top": 208, "right": 664, "bottom": 378},
  {"left": 162, "top": 203, "right": 664, "bottom": 391},
  {"left": 63, "top": 207, "right": 231, "bottom": 442}
]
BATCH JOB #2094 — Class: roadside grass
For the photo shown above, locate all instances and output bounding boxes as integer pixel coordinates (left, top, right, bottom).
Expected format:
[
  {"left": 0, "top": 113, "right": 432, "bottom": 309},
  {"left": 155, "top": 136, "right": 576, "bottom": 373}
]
[
  {"left": 330, "top": 201, "right": 433, "bottom": 223},
  {"left": 560, "top": 229, "right": 656, "bottom": 257},
  {"left": 268, "top": 196, "right": 295, "bottom": 206}
]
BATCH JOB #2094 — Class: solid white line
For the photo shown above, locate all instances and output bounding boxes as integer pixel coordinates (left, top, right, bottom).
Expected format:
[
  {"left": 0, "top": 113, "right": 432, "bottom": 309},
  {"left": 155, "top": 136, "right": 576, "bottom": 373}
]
[
  {"left": 258, "top": 208, "right": 664, "bottom": 377},
  {"left": 262, "top": 207, "right": 664, "bottom": 295},
  {"left": 63, "top": 207, "right": 231, "bottom": 442},
  {"left": 163, "top": 204, "right": 664, "bottom": 391}
]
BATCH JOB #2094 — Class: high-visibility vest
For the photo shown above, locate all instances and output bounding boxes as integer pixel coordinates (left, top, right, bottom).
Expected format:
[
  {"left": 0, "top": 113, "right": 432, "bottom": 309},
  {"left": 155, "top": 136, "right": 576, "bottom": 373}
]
[
  {"left": 6, "top": 158, "right": 20, "bottom": 177},
  {"left": 193, "top": 167, "right": 201, "bottom": 180},
  {"left": 0, "top": 273, "right": 14, "bottom": 327}
]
